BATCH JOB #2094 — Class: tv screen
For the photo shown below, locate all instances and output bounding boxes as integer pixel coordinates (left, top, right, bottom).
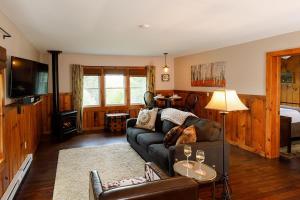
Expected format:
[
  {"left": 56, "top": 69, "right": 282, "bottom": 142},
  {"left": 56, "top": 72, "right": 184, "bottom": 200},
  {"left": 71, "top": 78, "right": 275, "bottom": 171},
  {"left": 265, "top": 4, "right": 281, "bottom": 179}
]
[
  {"left": 34, "top": 63, "right": 48, "bottom": 95},
  {"left": 9, "top": 56, "right": 48, "bottom": 98}
]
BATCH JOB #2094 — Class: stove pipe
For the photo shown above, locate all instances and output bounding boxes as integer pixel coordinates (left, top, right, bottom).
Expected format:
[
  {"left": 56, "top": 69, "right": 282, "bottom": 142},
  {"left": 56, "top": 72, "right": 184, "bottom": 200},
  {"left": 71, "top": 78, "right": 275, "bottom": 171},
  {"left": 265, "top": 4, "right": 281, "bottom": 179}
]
[{"left": 48, "top": 50, "right": 62, "bottom": 114}]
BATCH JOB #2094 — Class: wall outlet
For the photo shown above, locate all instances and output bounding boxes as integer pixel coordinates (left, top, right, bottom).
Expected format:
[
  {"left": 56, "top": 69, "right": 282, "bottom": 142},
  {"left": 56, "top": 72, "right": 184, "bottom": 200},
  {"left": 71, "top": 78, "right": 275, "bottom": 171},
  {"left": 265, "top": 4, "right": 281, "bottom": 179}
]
[
  {"left": 24, "top": 142, "right": 27, "bottom": 149},
  {"left": 207, "top": 92, "right": 209, "bottom": 97}
]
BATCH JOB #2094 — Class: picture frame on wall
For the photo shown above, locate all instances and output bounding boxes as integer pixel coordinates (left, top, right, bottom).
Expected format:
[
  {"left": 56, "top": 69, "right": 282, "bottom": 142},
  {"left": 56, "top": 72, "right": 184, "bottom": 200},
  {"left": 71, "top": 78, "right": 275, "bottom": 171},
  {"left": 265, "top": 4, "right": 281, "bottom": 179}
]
[
  {"left": 161, "top": 74, "right": 170, "bottom": 82},
  {"left": 191, "top": 61, "right": 226, "bottom": 87}
]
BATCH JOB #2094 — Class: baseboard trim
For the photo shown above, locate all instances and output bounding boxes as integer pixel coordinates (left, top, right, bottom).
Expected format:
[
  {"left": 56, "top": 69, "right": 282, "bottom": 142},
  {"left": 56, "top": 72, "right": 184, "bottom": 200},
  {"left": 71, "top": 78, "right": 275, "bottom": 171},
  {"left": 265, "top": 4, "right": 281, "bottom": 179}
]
[{"left": 1, "top": 154, "right": 32, "bottom": 200}]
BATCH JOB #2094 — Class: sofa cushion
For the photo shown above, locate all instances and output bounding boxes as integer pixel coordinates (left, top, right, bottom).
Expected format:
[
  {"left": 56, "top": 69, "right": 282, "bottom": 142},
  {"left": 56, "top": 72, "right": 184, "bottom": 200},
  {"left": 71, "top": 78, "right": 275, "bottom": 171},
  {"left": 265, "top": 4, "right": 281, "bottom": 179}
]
[
  {"left": 162, "top": 120, "right": 178, "bottom": 134},
  {"left": 176, "top": 125, "right": 197, "bottom": 145},
  {"left": 148, "top": 144, "right": 170, "bottom": 172},
  {"left": 193, "top": 120, "right": 222, "bottom": 142},
  {"left": 154, "top": 109, "right": 163, "bottom": 132},
  {"left": 137, "top": 133, "right": 165, "bottom": 149},
  {"left": 127, "top": 127, "right": 151, "bottom": 142},
  {"left": 183, "top": 116, "right": 221, "bottom": 142},
  {"left": 183, "top": 116, "right": 200, "bottom": 127}
]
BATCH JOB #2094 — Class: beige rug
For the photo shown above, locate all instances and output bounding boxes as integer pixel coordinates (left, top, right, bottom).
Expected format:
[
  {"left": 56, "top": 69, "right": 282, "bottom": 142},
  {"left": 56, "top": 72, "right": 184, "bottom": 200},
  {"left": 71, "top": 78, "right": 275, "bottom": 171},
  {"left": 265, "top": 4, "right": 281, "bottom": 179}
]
[
  {"left": 53, "top": 143, "right": 145, "bottom": 200},
  {"left": 280, "top": 143, "right": 300, "bottom": 159}
]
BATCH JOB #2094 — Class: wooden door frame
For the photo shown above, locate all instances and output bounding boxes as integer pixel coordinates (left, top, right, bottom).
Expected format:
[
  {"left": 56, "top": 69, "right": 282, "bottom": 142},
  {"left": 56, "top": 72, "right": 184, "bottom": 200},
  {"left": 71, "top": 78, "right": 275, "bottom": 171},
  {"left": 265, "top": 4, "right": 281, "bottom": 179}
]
[{"left": 266, "top": 47, "right": 300, "bottom": 158}]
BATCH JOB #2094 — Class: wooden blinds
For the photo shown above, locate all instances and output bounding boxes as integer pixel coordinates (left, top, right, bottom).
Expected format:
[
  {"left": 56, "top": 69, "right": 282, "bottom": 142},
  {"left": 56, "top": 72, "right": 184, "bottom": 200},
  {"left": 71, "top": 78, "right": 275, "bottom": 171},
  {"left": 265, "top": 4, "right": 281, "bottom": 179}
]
[
  {"left": 83, "top": 67, "right": 102, "bottom": 75},
  {"left": 83, "top": 66, "right": 146, "bottom": 76},
  {"left": 0, "top": 46, "right": 6, "bottom": 69},
  {"left": 129, "top": 67, "right": 146, "bottom": 76}
]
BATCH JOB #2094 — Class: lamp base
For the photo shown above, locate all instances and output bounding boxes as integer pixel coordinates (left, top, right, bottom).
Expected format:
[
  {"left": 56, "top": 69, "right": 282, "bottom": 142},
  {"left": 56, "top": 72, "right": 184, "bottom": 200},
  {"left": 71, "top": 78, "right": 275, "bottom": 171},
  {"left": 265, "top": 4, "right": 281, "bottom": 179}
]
[{"left": 221, "top": 173, "right": 232, "bottom": 200}]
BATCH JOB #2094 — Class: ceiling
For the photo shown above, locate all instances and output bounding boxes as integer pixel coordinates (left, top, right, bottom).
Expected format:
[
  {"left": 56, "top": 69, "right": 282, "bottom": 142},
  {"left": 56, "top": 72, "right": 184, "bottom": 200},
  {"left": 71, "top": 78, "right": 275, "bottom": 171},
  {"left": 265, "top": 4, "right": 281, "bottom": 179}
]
[{"left": 1, "top": 0, "right": 300, "bottom": 56}]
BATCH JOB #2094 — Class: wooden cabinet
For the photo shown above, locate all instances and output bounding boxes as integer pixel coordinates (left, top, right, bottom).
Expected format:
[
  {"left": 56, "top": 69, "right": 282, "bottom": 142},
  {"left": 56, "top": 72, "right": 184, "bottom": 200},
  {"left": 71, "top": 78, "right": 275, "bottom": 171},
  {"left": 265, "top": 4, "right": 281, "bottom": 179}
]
[{"left": 281, "top": 84, "right": 300, "bottom": 106}]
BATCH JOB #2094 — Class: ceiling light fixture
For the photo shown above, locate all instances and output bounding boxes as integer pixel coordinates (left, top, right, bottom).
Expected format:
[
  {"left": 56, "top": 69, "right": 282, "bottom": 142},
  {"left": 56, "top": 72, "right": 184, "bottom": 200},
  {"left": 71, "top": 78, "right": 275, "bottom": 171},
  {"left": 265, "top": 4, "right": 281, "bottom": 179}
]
[
  {"left": 282, "top": 55, "right": 291, "bottom": 60},
  {"left": 163, "top": 53, "right": 169, "bottom": 73},
  {"left": 138, "top": 24, "right": 150, "bottom": 29}
]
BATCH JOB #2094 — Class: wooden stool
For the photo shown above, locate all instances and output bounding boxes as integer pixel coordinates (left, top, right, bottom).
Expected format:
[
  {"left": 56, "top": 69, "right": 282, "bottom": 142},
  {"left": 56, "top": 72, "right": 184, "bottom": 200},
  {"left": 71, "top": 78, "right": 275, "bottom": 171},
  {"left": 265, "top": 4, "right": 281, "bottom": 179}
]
[{"left": 105, "top": 113, "right": 130, "bottom": 133}]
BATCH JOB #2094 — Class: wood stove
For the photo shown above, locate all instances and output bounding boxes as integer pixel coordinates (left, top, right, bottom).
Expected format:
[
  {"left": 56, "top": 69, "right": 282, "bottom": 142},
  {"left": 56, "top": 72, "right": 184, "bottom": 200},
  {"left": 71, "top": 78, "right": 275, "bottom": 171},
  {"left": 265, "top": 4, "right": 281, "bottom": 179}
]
[{"left": 48, "top": 50, "right": 77, "bottom": 139}]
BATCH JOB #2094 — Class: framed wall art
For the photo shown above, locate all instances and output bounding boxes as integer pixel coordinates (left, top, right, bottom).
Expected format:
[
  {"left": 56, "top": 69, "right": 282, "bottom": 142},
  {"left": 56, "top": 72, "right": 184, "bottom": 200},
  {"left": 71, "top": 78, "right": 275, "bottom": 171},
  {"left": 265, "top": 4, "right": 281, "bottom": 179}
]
[
  {"left": 191, "top": 61, "right": 226, "bottom": 87},
  {"left": 161, "top": 74, "right": 170, "bottom": 82}
]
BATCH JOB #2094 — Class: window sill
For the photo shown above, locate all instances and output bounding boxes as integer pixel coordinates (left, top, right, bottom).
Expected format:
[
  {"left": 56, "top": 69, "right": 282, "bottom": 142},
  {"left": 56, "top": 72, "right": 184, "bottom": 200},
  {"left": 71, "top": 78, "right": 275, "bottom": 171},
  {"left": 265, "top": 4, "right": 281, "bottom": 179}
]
[
  {"left": 104, "top": 104, "right": 126, "bottom": 107},
  {"left": 83, "top": 105, "right": 100, "bottom": 108},
  {"left": 83, "top": 104, "right": 144, "bottom": 110}
]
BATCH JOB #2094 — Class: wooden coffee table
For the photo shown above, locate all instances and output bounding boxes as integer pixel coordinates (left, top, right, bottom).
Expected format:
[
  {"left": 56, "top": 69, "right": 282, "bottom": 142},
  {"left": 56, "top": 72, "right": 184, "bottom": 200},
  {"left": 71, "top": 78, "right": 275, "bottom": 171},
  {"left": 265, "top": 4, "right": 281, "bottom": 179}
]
[{"left": 173, "top": 160, "right": 217, "bottom": 199}]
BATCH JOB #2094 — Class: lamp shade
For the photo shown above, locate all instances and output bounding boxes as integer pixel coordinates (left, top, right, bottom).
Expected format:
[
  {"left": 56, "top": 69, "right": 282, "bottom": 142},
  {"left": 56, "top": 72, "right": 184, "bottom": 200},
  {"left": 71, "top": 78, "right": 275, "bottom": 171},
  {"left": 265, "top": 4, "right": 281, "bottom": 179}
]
[{"left": 205, "top": 90, "right": 248, "bottom": 112}]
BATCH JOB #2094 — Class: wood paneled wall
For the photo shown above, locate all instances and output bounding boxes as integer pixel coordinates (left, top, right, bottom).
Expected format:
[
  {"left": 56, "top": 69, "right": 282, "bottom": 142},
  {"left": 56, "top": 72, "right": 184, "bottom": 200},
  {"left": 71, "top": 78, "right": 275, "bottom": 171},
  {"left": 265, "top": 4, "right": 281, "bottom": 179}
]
[
  {"left": 41, "top": 93, "right": 72, "bottom": 134},
  {"left": 39, "top": 90, "right": 267, "bottom": 157},
  {"left": 174, "top": 90, "right": 267, "bottom": 157},
  {"left": 83, "top": 105, "right": 143, "bottom": 131},
  {"left": 0, "top": 100, "right": 44, "bottom": 196},
  {"left": 281, "top": 84, "right": 300, "bottom": 106},
  {"left": 40, "top": 92, "right": 142, "bottom": 132}
]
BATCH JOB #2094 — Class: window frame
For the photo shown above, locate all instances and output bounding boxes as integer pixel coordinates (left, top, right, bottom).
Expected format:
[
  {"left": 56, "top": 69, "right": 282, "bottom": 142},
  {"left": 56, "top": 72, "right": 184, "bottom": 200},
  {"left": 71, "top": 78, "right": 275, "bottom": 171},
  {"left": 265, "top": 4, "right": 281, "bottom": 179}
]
[
  {"left": 82, "top": 67, "right": 102, "bottom": 108},
  {"left": 104, "top": 74, "right": 126, "bottom": 106},
  {"left": 82, "top": 66, "right": 147, "bottom": 108},
  {"left": 83, "top": 74, "right": 101, "bottom": 107},
  {"left": 129, "top": 75, "right": 147, "bottom": 105}
]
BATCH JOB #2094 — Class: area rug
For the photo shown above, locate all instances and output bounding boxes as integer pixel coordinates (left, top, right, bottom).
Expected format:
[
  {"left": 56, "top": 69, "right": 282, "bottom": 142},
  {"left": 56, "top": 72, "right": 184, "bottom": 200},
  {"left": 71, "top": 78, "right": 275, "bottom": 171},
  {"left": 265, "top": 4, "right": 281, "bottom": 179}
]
[
  {"left": 53, "top": 143, "right": 145, "bottom": 200},
  {"left": 280, "top": 143, "right": 300, "bottom": 159}
]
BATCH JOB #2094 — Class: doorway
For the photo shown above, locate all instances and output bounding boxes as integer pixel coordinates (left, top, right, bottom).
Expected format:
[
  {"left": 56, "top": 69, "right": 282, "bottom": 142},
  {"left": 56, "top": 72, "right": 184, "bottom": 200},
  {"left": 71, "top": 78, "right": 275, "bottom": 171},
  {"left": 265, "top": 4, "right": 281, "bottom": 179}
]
[
  {"left": 266, "top": 48, "right": 300, "bottom": 158},
  {"left": 279, "top": 55, "right": 300, "bottom": 158}
]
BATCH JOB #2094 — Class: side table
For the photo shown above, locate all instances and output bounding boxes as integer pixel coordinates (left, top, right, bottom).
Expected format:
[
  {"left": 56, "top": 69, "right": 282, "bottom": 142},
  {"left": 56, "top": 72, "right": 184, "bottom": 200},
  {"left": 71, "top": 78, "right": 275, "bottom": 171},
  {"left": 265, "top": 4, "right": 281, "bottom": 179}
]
[
  {"left": 173, "top": 160, "right": 217, "bottom": 200},
  {"left": 105, "top": 113, "right": 130, "bottom": 133}
]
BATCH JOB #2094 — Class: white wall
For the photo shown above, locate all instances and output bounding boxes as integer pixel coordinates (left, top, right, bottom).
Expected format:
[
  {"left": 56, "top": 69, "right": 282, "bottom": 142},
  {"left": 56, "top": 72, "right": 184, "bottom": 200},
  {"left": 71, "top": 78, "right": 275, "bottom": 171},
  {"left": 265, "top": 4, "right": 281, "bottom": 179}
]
[
  {"left": 174, "top": 31, "right": 300, "bottom": 95},
  {"left": 0, "top": 10, "right": 39, "bottom": 104},
  {"left": 40, "top": 52, "right": 174, "bottom": 93}
]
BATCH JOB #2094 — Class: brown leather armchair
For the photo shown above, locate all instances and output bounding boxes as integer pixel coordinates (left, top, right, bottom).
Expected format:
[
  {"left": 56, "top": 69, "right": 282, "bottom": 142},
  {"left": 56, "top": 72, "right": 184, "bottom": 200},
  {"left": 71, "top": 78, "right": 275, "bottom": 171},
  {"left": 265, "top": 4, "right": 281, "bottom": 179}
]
[{"left": 89, "top": 162, "right": 199, "bottom": 200}]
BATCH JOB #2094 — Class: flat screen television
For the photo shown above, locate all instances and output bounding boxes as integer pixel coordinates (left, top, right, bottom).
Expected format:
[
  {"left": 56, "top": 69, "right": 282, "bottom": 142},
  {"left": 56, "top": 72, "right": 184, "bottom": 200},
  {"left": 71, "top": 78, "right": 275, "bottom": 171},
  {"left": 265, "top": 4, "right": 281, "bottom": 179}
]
[{"left": 9, "top": 56, "right": 48, "bottom": 98}]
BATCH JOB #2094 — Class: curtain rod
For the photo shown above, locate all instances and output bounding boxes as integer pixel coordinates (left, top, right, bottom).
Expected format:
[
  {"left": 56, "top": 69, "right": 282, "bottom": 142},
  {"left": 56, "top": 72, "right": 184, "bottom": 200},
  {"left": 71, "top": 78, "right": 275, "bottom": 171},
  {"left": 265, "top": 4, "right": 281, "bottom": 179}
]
[{"left": 0, "top": 26, "right": 11, "bottom": 39}]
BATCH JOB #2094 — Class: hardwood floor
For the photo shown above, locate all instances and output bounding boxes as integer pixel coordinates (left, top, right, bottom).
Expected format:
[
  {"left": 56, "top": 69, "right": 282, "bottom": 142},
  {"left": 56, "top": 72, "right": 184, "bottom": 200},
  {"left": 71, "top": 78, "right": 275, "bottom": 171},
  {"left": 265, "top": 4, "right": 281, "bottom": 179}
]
[{"left": 14, "top": 133, "right": 300, "bottom": 200}]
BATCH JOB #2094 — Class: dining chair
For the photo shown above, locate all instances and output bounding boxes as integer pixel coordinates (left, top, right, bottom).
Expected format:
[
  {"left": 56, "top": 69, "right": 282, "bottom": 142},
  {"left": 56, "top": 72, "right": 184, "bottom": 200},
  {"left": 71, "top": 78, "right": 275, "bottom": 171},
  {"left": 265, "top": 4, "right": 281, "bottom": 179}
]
[
  {"left": 183, "top": 93, "right": 199, "bottom": 113},
  {"left": 144, "top": 91, "right": 156, "bottom": 109}
]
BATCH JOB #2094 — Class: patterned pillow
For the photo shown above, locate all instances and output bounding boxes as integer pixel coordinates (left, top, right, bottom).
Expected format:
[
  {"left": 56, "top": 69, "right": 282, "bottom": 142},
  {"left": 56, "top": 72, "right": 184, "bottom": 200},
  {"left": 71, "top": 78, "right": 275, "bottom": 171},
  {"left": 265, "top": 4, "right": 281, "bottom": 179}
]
[
  {"left": 102, "top": 177, "right": 147, "bottom": 191},
  {"left": 135, "top": 108, "right": 158, "bottom": 130},
  {"left": 145, "top": 164, "right": 161, "bottom": 181},
  {"left": 176, "top": 125, "right": 197, "bottom": 145},
  {"left": 163, "top": 125, "right": 186, "bottom": 148}
]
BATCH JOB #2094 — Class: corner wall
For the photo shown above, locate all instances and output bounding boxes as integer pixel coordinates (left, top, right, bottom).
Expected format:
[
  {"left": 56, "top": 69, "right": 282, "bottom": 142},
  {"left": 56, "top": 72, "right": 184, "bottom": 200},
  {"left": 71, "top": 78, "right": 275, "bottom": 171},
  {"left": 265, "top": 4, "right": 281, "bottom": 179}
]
[
  {"left": 174, "top": 30, "right": 300, "bottom": 95},
  {"left": 173, "top": 30, "right": 300, "bottom": 158},
  {"left": 40, "top": 52, "right": 174, "bottom": 94}
]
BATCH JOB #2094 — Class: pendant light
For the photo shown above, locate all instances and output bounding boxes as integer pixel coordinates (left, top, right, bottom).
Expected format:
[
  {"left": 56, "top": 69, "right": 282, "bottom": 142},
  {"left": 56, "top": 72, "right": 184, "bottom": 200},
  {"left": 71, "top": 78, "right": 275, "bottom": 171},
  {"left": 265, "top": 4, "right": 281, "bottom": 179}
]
[{"left": 163, "top": 53, "right": 169, "bottom": 73}]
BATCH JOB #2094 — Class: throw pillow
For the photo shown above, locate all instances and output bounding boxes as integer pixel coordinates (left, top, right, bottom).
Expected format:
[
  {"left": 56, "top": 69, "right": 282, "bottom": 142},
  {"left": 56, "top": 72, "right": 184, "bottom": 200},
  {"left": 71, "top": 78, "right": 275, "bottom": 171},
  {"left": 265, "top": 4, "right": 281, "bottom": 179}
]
[
  {"left": 102, "top": 177, "right": 147, "bottom": 191},
  {"left": 135, "top": 108, "right": 158, "bottom": 131},
  {"left": 176, "top": 125, "right": 197, "bottom": 145},
  {"left": 163, "top": 125, "right": 186, "bottom": 148}
]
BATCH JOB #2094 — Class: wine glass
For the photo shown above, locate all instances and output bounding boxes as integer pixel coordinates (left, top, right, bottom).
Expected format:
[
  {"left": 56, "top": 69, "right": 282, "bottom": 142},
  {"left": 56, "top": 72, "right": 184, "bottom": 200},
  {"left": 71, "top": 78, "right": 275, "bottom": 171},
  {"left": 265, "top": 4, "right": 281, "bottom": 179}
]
[
  {"left": 183, "top": 145, "right": 192, "bottom": 168},
  {"left": 195, "top": 150, "right": 205, "bottom": 175}
]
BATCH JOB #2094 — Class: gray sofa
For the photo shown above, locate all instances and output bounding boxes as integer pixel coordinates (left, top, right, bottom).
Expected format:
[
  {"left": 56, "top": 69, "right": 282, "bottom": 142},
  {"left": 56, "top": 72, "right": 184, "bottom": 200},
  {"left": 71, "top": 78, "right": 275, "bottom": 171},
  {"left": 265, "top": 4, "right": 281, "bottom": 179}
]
[{"left": 126, "top": 109, "right": 229, "bottom": 178}]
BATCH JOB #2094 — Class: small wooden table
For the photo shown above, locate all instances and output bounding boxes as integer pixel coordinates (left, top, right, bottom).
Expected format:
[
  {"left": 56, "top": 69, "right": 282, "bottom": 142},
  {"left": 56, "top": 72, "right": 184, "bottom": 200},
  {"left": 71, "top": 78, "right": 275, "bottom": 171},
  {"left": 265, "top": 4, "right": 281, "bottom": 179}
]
[
  {"left": 154, "top": 95, "right": 182, "bottom": 108},
  {"left": 173, "top": 160, "right": 217, "bottom": 200},
  {"left": 105, "top": 113, "right": 130, "bottom": 133}
]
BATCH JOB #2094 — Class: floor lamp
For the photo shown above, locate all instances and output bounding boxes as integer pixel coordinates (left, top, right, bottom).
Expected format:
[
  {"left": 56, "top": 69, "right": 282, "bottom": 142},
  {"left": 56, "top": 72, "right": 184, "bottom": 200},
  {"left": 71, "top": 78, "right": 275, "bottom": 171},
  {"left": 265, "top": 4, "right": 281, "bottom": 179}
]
[{"left": 205, "top": 90, "right": 248, "bottom": 200}]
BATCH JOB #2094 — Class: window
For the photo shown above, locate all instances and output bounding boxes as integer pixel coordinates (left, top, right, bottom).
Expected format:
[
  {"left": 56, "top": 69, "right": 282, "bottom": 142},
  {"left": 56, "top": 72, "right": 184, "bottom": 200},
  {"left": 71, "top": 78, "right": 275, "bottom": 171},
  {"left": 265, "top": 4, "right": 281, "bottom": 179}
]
[
  {"left": 83, "top": 75, "right": 100, "bottom": 106},
  {"left": 105, "top": 75, "right": 125, "bottom": 105},
  {"left": 130, "top": 77, "right": 146, "bottom": 104}
]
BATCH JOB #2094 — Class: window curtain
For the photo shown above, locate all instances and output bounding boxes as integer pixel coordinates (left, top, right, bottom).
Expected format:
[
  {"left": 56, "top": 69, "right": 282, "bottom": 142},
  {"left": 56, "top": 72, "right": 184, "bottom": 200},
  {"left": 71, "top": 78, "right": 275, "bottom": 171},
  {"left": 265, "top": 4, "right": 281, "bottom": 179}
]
[
  {"left": 72, "top": 64, "right": 84, "bottom": 132},
  {"left": 146, "top": 65, "right": 155, "bottom": 93}
]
